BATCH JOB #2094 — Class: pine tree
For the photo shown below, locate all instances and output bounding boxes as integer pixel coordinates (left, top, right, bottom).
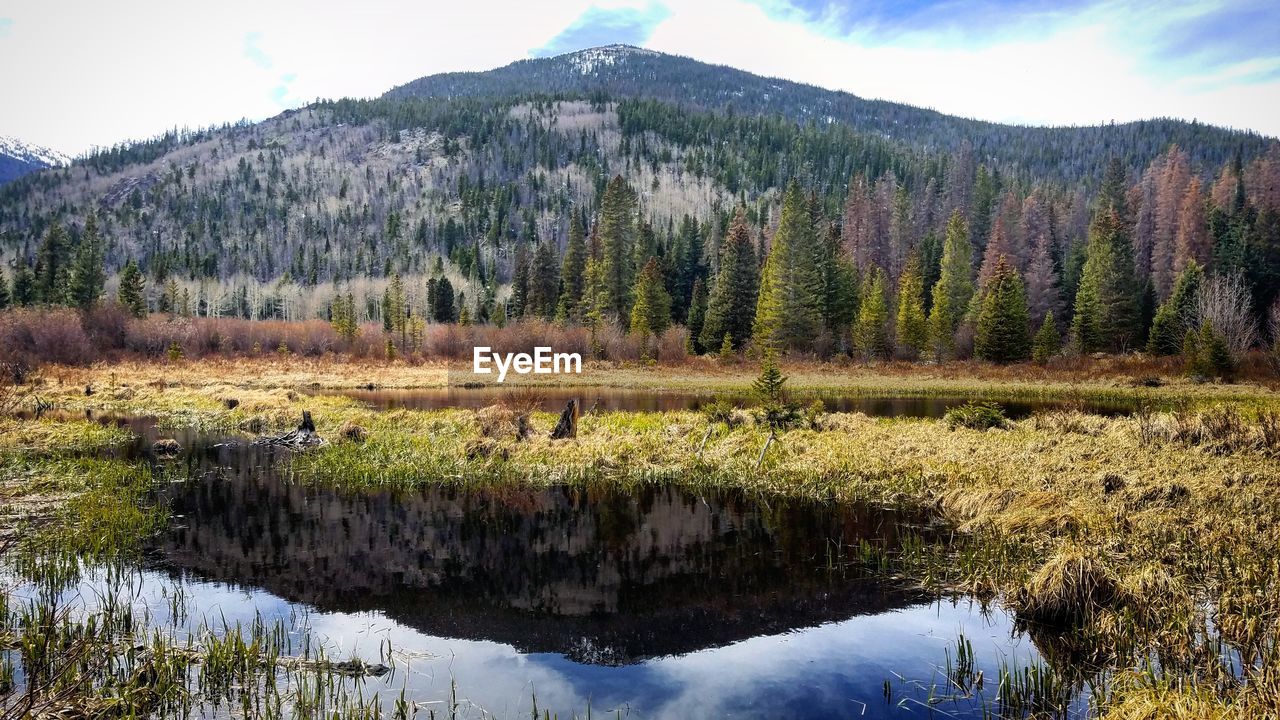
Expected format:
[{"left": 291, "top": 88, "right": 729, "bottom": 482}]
[
  {"left": 752, "top": 182, "right": 822, "bottom": 353},
  {"left": 894, "top": 253, "right": 928, "bottom": 359},
  {"left": 970, "top": 165, "right": 999, "bottom": 254},
  {"left": 34, "top": 223, "right": 70, "bottom": 305},
  {"left": 917, "top": 229, "right": 942, "bottom": 308},
  {"left": 975, "top": 256, "right": 1031, "bottom": 363},
  {"left": 1024, "top": 231, "right": 1061, "bottom": 328},
  {"left": 117, "top": 258, "right": 147, "bottom": 318},
  {"left": 556, "top": 213, "right": 587, "bottom": 322},
  {"left": 853, "top": 267, "right": 890, "bottom": 360},
  {"left": 12, "top": 264, "right": 35, "bottom": 307},
  {"left": 926, "top": 211, "right": 975, "bottom": 360},
  {"left": 752, "top": 353, "right": 787, "bottom": 404},
  {"left": 510, "top": 245, "right": 530, "bottom": 318},
  {"left": 68, "top": 213, "right": 106, "bottom": 310},
  {"left": 718, "top": 333, "right": 735, "bottom": 361},
  {"left": 817, "top": 221, "right": 858, "bottom": 351},
  {"left": 0, "top": 271, "right": 8, "bottom": 310},
  {"left": 1071, "top": 273, "right": 1103, "bottom": 354},
  {"left": 160, "top": 278, "right": 179, "bottom": 316},
  {"left": 599, "top": 175, "right": 638, "bottom": 321},
  {"left": 686, "top": 277, "right": 708, "bottom": 354},
  {"left": 431, "top": 277, "right": 456, "bottom": 323},
  {"left": 1097, "top": 157, "right": 1130, "bottom": 221},
  {"left": 331, "top": 292, "right": 359, "bottom": 342},
  {"left": 1152, "top": 148, "right": 1192, "bottom": 298},
  {"left": 670, "top": 216, "right": 704, "bottom": 323},
  {"left": 527, "top": 239, "right": 560, "bottom": 319},
  {"left": 700, "top": 209, "right": 759, "bottom": 351},
  {"left": 629, "top": 257, "right": 672, "bottom": 338},
  {"left": 1071, "top": 209, "right": 1141, "bottom": 352},
  {"left": 977, "top": 215, "right": 1012, "bottom": 289},
  {"left": 1173, "top": 181, "right": 1209, "bottom": 276},
  {"left": 384, "top": 273, "right": 407, "bottom": 342},
  {"left": 1032, "top": 313, "right": 1059, "bottom": 364},
  {"left": 1146, "top": 261, "right": 1203, "bottom": 356}
]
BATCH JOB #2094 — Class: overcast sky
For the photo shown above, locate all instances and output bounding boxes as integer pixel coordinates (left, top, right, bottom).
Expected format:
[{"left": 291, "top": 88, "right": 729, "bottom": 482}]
[{"left": 1, "top": 0, "right": 1277, "bottom": 156}]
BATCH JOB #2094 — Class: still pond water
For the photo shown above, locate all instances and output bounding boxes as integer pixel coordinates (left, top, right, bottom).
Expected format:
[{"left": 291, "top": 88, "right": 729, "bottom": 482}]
[
  {"left": 335, "top": 386, "right": 1134, "bottom": 418},
  {"left": 14, "top": 414, "right": 1091, "bottom": 718}
]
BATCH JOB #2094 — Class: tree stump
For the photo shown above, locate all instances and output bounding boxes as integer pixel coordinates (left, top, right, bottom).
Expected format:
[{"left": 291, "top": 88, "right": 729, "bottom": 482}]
[{"left": 550, "top": 400, "right": 578, "bottom": 440}]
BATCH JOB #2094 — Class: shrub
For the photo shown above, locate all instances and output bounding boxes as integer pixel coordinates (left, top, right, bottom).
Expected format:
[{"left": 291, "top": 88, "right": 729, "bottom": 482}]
[
  {"left": 0, "top": 308, "right": 731, "bottom": 367},
  {"left": 1184, "top": 321, "right": 1234, "bottom": 380},
  {"left": 944, "top": 401, "right": 1009, "bottom": 431},
  {"left": 700, "top": 399, "right": 738, "bottom": 427},
  {"left": 0, "top": 308, "right": 93, "bottom": 367},
  {"left": 656, "top": 326, "right": 689, "bottom": 364}
]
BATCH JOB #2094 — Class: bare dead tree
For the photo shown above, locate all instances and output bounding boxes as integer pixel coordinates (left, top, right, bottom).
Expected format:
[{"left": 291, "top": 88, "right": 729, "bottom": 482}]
[{"left": 1193, "top": 272, "right": 1259, "bottom": 360}]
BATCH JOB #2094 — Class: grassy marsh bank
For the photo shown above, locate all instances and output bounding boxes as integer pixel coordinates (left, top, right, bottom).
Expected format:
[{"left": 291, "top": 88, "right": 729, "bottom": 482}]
[
  {"left": 30, "top": 355, "right": 1280, "bottom": 411},
  {"left": 2, "top": 359, "right": 1280, "bottom": 717},
  {"left": 279, "top": 402, "right": 1280, "bottom": 718}
]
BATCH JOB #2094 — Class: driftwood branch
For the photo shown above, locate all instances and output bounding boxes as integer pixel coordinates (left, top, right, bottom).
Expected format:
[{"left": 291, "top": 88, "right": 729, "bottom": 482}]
[
  {"left": 254, "top": 411, "right": 326, "bottom": 448},
  {"left": 697, "top": 426, "right": 713, "bottom": 458},
  {"left": 755, "top": 430, "right": 776, "bottom": 469}
]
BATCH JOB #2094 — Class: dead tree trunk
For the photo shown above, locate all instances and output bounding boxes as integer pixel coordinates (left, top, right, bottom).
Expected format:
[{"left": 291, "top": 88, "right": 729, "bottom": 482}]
[{"left": 550, "top": 400, "right": 578, "bottom": 440}]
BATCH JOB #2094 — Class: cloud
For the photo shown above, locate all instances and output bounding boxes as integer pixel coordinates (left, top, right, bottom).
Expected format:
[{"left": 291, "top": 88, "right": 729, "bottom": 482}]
[
  {"left": 752, "top": 0, "right": 1095, "bottom": 46},
  {"left": 1146, "top": 0, "right": 1280, "bottom": 80},
  {"left": 640, "top": 0, "right": 1280, "bottom": 134},
  {"left": 0, "top": 0, "right": 590, "bottom": 154},
  {"left": 0, "top": 0, "right": 1276, "bottom": 156},
  {"left": 270, "top": 73, "right": 298, "bottom": 106},
  {"left": 532, "top": 3, "right": 672, "bottom": 57},
  {"left": 761, "top": 0, "right": 1280, "bottom": 81},
  {"left": 242, "top": 31, "right": 273, "bottom": 70}
]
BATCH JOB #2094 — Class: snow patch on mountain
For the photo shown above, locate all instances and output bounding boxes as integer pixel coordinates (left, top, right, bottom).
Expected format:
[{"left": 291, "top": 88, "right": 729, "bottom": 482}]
[
  {"left": 0, "top": 135, "right": 72, "bottom": 168},
  {"left": 564, "top": 45, "right": 657, "bottom": 75}
]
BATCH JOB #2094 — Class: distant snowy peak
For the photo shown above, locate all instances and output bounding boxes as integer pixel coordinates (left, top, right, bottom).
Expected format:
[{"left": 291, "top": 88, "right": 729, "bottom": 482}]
[
  {"left": 562, "top": 45, "right": 658, "bottom": 75},
  {"left": 0, "top": 135, "right": 72, "bottom": 168}
]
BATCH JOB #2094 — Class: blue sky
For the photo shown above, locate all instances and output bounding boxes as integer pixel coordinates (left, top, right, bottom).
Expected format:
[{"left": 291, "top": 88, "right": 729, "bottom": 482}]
[{"left": 0, "top": 0, "right": 1276, "bottom": 155}]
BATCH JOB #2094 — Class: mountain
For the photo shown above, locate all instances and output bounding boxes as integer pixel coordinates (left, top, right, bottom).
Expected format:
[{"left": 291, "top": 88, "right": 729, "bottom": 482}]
[
  {"left": 0, "top": 135, "right": 70, "bottom": 185},
  {"left": 0, "top": 45, "right": 1276, "bottom": 329},
  {"left": 387, "top": 45, "right": 1271, "bottom": 181}
]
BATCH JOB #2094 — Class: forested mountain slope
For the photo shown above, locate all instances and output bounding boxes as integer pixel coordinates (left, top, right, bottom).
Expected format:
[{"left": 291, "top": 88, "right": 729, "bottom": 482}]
[
  {"left": 387, "top": 45, "right": 1271, "bottom": 183},
  {"left": 0, "top": 45, "right": 1277, "bottom": 365}
]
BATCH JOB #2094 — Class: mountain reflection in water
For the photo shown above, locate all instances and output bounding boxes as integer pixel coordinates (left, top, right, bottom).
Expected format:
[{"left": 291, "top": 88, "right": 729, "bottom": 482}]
[{"left": 149, "top": 442, "right": 934, "bottom": 664}]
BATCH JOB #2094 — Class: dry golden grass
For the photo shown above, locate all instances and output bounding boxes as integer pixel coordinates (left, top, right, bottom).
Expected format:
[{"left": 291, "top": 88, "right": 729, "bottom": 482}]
[
  {"left": 5, "top": 355, "right": 1280, "bottom": 717},
  {"left": 29, "top": 354, "right": 1280, "bottom": 410}
]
